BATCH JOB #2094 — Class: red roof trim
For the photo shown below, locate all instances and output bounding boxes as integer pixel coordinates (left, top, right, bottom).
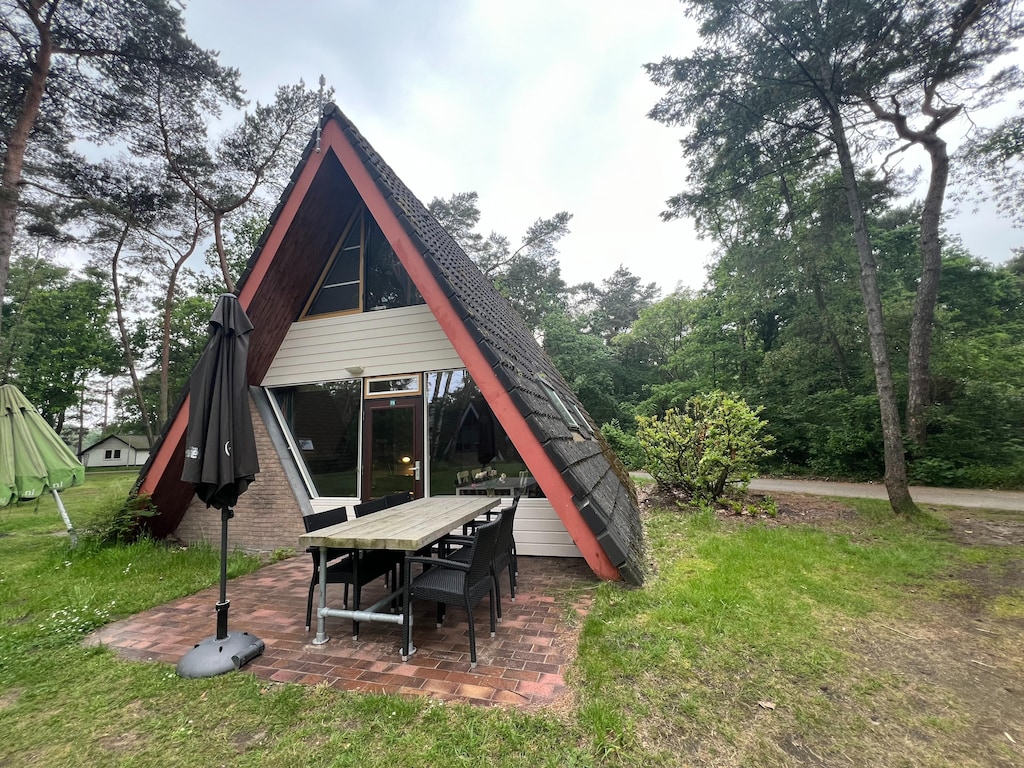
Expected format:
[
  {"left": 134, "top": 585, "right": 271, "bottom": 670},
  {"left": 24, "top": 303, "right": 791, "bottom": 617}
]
[
  {"left": 327, "top": 122, "right": 620, "bottom": 580},
  {"left": 138, "top": 395, "right": 188, "bottom": 498}
]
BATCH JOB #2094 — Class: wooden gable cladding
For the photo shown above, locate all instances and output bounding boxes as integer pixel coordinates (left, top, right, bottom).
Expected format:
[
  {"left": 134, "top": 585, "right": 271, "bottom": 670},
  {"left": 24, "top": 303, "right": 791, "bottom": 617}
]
[
  {"left": 140, "top": 149, "right": 361, "bottom": 537},
  {"left": 243, "top": 149, "right": 360, "bottom": 382}
]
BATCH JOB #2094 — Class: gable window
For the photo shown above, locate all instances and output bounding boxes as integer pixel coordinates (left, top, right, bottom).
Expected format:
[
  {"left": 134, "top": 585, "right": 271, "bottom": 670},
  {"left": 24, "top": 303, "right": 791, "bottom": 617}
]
[
  {"left": 104, "top": 449, "right": 122, "bottom": 460},
  {"left": 301, "top": 204, "right": 423, "bottom": 319}
]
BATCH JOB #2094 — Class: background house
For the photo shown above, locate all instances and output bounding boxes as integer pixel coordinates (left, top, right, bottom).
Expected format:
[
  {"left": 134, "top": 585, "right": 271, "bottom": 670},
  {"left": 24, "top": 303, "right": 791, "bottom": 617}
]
[{"left": 80, "top": 434, "right": 151, "bottom": 468}]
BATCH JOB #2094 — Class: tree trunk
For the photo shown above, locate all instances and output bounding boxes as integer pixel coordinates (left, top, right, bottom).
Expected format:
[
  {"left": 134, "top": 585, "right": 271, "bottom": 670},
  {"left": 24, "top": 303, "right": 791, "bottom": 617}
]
[
  {"left": 0, "top": 15, "right": 52, "bottom": 340},
  {"left": 905, "top": 136, "right": 948, "bottom": 444},
  {"left": 213, "top": 212, "right": 235, "bottom": 292},
  {"left": 827, "top": 108, "right": 917, "bottom": 514},
  {"left": 159, "top": 219, "right": 201, "bottom": 423},
  {"left": 111, "top": 225, "right": 155, "bottom": 446}
]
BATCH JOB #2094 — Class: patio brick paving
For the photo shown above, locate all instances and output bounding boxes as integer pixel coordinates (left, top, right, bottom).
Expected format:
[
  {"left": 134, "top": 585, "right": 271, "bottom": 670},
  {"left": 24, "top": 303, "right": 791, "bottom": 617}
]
[{"left": 86, "top": 554, "right": 597, "bottom": 708}]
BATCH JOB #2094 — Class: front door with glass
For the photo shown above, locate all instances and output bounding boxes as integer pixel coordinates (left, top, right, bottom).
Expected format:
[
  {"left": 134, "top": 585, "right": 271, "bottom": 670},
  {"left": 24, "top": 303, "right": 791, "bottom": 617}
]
[{"left": 361, "top": 396, "right": 423, "bottom": 500}]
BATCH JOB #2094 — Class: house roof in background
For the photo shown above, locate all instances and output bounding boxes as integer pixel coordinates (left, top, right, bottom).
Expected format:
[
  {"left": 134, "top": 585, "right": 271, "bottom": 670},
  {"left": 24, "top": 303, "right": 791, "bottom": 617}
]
[{"left": 79, "top": 434, "right": 151, "bottom": 455}]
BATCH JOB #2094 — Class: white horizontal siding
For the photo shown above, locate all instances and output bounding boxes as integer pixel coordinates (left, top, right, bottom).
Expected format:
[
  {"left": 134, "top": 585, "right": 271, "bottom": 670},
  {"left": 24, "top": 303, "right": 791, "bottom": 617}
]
[
  {"left": 463, "top": 497, "right": 582, "bottom": 558},
  {"left": 261, "top": 305, "right": 463, "bottom": 386},
  {"left": 516, "top": 498, "right": 583, "bottom": 557}
]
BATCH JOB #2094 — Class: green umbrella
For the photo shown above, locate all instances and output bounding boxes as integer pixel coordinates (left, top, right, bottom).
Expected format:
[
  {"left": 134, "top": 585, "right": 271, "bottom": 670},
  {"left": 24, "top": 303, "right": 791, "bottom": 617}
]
[{"left": 0, "top": 384, "right": 85, "bottom": 544}]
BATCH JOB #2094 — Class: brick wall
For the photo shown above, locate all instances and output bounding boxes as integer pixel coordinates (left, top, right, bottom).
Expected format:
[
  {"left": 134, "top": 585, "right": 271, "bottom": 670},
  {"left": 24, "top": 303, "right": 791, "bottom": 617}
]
[{"left": 174, "top": 396, "right": 305, "bottom": 555}]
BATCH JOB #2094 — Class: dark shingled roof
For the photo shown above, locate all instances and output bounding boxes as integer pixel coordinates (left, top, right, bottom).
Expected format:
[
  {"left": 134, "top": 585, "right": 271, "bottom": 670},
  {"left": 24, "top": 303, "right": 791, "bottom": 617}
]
[{"left": 137, "top": 104, "right": 646, "bottom": 585}]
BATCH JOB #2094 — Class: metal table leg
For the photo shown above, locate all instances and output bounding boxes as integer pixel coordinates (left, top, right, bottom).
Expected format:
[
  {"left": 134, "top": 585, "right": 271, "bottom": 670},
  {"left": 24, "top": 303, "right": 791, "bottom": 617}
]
[{"left": 312, "top": 544, "right": 330, "bottom": 645}]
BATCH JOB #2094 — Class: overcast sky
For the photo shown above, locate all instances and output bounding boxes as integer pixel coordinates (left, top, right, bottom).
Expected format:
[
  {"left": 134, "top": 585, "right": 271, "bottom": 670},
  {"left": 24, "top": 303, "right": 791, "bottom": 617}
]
[{"left": 181, "top": 0, "right": 1022, "bottom": 297}]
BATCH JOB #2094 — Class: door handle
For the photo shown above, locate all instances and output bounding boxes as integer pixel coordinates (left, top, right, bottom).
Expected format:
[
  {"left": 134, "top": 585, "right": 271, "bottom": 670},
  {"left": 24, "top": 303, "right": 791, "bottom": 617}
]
[{"left": 413, "top": 461, "right": 421, "bottom": 481}]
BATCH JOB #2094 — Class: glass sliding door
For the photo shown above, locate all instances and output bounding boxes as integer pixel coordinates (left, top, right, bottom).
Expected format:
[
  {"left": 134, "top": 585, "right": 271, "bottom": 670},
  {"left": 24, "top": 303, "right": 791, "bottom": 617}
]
[{"left": 425, "top": 369, "right": 535, "bottom": 495}]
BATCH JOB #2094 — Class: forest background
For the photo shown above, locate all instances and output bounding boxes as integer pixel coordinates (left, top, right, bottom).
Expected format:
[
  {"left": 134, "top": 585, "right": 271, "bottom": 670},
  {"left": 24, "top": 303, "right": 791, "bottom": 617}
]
[{"left": 2, "top": 0, "right": 1023, "bottom": 495}]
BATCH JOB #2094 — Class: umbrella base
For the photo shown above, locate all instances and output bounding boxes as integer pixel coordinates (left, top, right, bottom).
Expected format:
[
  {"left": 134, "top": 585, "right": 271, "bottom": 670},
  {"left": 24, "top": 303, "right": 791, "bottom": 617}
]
[{"left": 176, "top": 631, "right": 265, "bottom": 678}]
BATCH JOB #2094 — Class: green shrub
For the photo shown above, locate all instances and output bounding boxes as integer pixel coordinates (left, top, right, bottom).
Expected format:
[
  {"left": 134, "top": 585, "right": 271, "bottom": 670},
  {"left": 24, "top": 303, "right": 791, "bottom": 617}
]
[
  {"left": 909, "top": 457, "right": 1024, "bottom": 489},
  {"left": 600, "top": 421, "right": 645, "bottom": 470},
  {"left": 636, "top": 391, "right": 774, "bottom": 500},
  {"left": 83, "top": 491, "right": 158, "bottom": 544}
]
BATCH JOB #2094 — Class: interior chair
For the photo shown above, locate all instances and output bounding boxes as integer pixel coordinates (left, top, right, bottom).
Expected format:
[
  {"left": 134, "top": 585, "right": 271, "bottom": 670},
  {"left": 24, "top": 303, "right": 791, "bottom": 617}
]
[
  {"left": 401, "top": 517, "right": 502, "bottom": 668},
  {"left": 302, "top": 506, "right": 396, "bottom": 634},
  {"left": 443, "top": 499, "right": 518, "bottom": 620}
]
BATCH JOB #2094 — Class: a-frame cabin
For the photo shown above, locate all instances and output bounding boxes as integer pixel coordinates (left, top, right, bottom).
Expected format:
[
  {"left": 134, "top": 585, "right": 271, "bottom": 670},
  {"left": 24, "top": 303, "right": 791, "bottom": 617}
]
[{"left": 137, "top": 104, "right": 645, "bottom": 584}]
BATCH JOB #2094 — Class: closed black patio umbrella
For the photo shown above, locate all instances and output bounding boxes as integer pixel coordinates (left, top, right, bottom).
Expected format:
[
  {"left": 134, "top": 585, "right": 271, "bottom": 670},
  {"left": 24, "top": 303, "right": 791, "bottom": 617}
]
[{"left": 177, "top": 293, "right": 264, "bottom": 678}]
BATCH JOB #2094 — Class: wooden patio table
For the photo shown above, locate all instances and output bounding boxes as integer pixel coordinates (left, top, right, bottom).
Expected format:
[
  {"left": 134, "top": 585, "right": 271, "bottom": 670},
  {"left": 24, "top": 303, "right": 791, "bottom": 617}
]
[{"left": 298, "top": 495, "right": 499, "bottom": 646}]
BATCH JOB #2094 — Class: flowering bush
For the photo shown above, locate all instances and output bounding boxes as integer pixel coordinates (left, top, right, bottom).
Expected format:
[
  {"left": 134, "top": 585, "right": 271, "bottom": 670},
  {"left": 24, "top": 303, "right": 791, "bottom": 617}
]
[{"left": 636, "top": 391, "right": 774, "bottom": 500}]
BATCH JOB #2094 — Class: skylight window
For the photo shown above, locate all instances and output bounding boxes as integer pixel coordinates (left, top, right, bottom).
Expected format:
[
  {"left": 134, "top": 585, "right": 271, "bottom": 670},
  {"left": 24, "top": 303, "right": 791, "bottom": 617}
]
[{"left": 538, "top": 375, "right": 580, "bottom": 431}]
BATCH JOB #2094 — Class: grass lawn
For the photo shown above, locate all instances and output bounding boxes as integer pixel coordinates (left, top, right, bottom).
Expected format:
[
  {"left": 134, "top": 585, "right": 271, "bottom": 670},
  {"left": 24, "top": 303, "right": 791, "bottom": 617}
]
[{"left": 1, "top": 474, "right": 1022, "bottom": 766}]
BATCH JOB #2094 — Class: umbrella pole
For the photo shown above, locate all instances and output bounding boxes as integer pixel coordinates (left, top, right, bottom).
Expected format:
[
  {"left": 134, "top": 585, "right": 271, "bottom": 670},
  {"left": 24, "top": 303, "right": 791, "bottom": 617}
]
[
  {"left": 215, "top": 506, "right": 232, "bottom": 641},
  {"left": 51, "top": 489, "right": 77, "bottom": 548},
  {"left": 175, "top": 504, "right": 263, "bottom": 678}
]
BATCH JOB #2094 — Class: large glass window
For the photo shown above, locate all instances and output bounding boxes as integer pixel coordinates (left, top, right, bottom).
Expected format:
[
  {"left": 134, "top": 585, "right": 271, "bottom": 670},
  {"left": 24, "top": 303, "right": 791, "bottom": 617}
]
[
  {"left": 426, "top": 370, "right": 537, "bottom": 496},
  {"left": 302, "top": 205, "right": 423, "bottom": 319},
  {"left": 271, "top": 381, "right": 361, "bottom": 497}
]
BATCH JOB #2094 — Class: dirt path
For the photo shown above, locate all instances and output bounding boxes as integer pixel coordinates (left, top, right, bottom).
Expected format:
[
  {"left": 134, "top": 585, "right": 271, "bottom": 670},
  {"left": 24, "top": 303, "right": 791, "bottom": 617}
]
[{"left": 747, "top": 478, "right": 1024, "bottom": 512}]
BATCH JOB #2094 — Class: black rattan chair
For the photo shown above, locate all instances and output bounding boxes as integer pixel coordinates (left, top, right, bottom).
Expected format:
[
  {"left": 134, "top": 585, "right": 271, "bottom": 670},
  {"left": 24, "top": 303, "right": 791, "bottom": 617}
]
[
  {"left": 442, "top": 499, "right": 517, "bottom": 619},
  {"left": 302, "top": 506, "right": 396, "bottom": 634},
  {"left": 462, "top": 496, "right": 518, "bottom": 580},
  {"left": 401, "top": 516, "right": 501, "bottom": 668}
]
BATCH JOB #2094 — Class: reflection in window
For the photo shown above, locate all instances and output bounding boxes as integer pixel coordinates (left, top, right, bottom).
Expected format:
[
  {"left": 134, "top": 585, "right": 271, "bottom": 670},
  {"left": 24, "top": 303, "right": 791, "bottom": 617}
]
[
  {"left": 302, "top": 205, "right": 423, "bottom": 319},
  {"left": 272, "top": 381, "right": 361, "bottom": 497},
  {"left": 426, "top": 370, "right": 538, "bottom": 496},
  {"left": 306, "top": 217, "right": 361, "bottom": 315},
  {"left": 365, "top": 375, "right": 421, "bottom": 398}
]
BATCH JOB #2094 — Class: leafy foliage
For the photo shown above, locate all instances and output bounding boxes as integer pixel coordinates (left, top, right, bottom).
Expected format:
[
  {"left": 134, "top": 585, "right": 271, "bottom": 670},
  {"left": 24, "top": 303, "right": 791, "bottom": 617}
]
[
  {"left": 636, "top": 391, "right": 774, "bottom": 499},
  {"left": 0, "top": 255, "right": 121, "bottom": 429},
  {"left": 82, "top": 492, "right": 158, "bottom": 545},
  {"left": 0, "top": 0, "right": 242, "bottom": 323},
  {"left": 428, "top": 191, "right": 571, "bottom": 331},
  {"left": 599, "top": 421, "right": 645, "bottom": 471}
]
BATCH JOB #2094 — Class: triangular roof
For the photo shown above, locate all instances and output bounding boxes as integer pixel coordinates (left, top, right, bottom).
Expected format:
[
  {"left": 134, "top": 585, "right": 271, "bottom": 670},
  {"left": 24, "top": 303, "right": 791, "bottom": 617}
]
[
  {"left": 80, "top": 433, "right": 150, "bottom": 455},
  {"left": 137, "top": 104, "right": 645, "bottom": 584}
]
